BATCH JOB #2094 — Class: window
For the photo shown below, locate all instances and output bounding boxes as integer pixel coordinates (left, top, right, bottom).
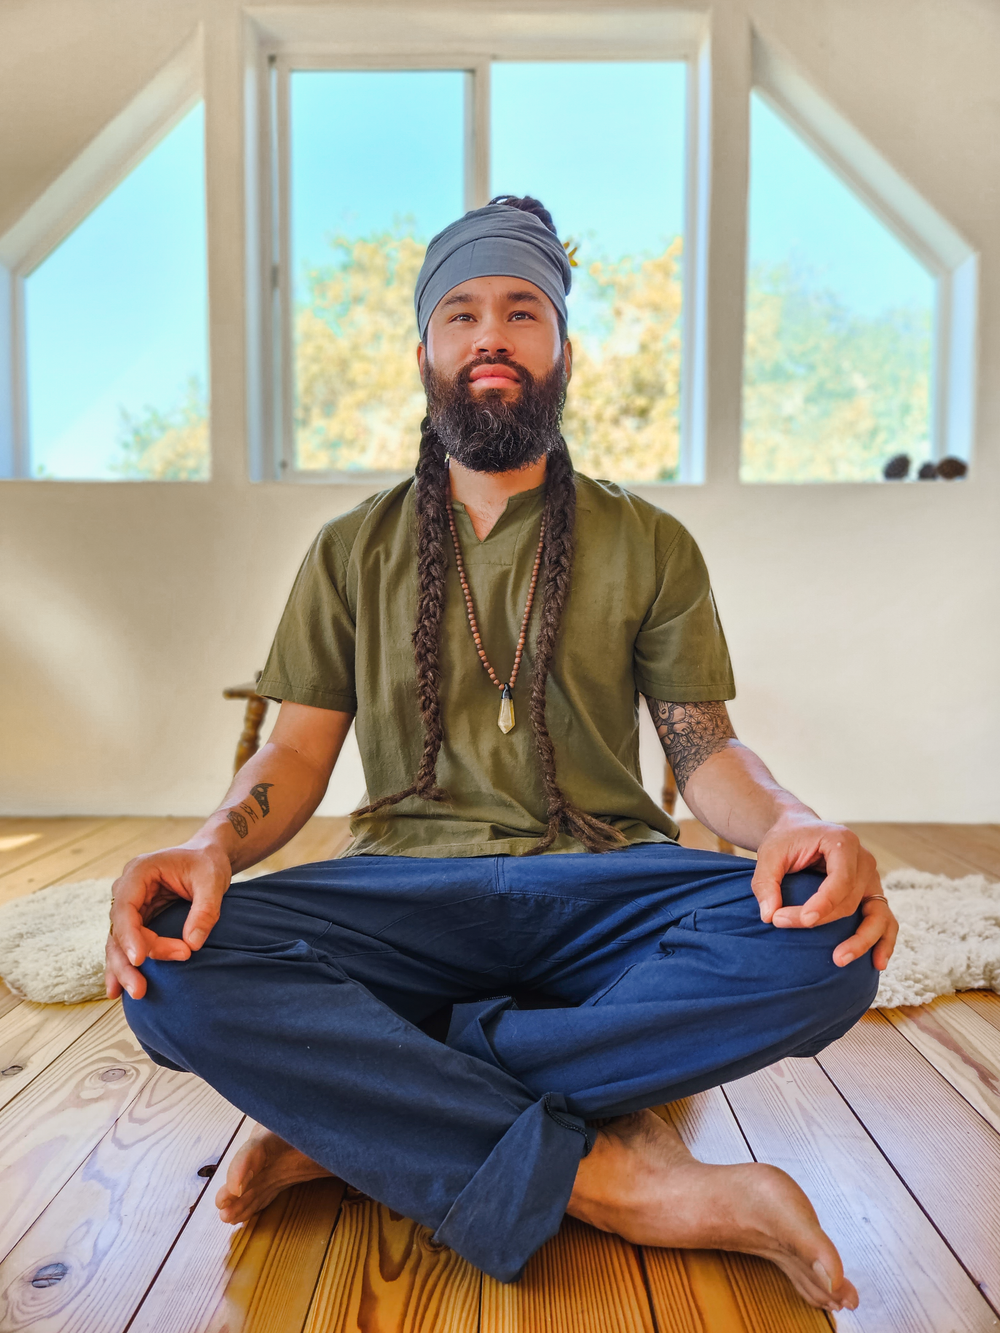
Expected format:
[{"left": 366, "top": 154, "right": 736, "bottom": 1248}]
[
  {"left": 491, "top": 61, "right": 687, "bottom": 482},
  {"left": 276, "top": 59, "right": 689, "bottom": 482},
  {"left": 23, "top": 104, "right": 208, "bottom": 480},
  {"left": 742, "top": 91, "right": 936, "bottom": 483},
  {"left": 289, "top": 70, "right": 464, "bottom": 474}
]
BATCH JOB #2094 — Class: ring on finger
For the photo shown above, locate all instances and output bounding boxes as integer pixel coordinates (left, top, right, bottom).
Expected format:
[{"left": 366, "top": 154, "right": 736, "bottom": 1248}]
[{"left": 862, "top": 894, "right": 888, "bottom": 905}]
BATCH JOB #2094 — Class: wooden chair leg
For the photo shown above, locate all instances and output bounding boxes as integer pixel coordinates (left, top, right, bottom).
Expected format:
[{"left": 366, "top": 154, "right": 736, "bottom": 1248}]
[{"left": 234, "top": 694, "right": 269, "bottom": 774}]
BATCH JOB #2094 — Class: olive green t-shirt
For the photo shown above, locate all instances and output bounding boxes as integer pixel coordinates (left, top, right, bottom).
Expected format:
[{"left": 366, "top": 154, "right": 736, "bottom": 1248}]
[{"left": 257, "top": 474, "right": 735, "bottom": 857}]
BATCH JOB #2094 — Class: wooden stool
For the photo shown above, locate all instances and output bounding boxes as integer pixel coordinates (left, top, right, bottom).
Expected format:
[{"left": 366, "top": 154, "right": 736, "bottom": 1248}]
[
  {"left": 662, "top": 762, "right": 735, "bottom": 854},
  {"left": 223, "top": 675, "right": 269, "bottom": 775}
]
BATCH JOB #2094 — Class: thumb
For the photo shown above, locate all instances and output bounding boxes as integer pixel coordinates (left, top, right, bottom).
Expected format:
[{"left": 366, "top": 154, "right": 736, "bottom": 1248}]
[
  {"left": 751, "top": 847, "right": 785, "bottom": 924},
  {"left": 181, "top": 863, "right": 229, "bottom": 951}
]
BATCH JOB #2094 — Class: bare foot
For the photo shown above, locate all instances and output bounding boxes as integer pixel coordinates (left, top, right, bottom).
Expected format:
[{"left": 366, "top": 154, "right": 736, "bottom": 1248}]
[
  {"left": 567, "top": 1109, "right": 858, "bottom": 1314},
  {"left": 215, "top": 1126, "right": 334, "bottom": 1224}
]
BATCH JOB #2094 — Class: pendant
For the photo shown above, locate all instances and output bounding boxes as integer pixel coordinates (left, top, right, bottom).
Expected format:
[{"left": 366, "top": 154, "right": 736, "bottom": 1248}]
[{"left": 498, "top": 684, "right": 515, "bottom": 734}]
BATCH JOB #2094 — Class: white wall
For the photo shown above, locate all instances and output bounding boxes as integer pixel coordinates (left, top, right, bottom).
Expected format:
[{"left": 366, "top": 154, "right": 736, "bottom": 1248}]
[{"left": 1, "top": 0, "right": 998, "bottom": 821}]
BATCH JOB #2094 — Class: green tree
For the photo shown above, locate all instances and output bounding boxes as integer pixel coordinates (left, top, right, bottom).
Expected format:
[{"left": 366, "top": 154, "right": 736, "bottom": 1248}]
[
  {"left": 742, "top": 264, "right": 931, "bottom": 482},
  {"left": 114, "top": 376, "right": 209, "bottom": 480},
  {"left": 293, "top": 229, "right": 684, "bottom": 478}
]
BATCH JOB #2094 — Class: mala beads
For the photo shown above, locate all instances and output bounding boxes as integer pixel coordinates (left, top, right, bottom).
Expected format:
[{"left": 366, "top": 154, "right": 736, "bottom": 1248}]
[{"left": 447, "top": 507, "right": 545, "bottom": 734}]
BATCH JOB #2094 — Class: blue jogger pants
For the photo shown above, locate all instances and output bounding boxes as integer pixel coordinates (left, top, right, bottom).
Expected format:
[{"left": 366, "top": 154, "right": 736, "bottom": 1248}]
[{"left": 123, "top": 843, "right": 878, "bottom": 1281}]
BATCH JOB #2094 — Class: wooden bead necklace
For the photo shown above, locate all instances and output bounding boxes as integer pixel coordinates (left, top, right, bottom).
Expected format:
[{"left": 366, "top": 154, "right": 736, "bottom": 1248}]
[{"left": 447, "top": 506, "right": 546, "bottom": 734}]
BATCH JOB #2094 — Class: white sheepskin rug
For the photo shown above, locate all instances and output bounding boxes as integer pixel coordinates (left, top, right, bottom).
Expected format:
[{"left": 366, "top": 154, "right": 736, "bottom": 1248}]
[{"left": 1, "top": 869, "right": 999, "bottom": 1008}]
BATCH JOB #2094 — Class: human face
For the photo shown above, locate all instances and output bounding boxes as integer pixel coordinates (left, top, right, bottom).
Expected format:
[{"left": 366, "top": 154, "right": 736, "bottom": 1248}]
[{"left": 416, "top": 275, "right": 571, "bottom": 398}]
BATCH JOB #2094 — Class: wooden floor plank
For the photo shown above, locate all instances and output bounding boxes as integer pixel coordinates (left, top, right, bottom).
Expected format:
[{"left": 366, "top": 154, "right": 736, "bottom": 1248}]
[
  {"left": 817, "top": 1011, "right": 1000, "bottom": 1315},
  {"left": 724, "top": 1056, "right": 997, "bottom": 1331},
  {"left": 0, "top": 981, "right": 21, "bottom": 1025},
  {"left": 959, "top": 989, "right": 1000, "bottom": 1032},
  {"left": 130, "top": 1119, "right": 347, "bottom": 1333},
  {"left": 42, "top": 817, "right": 205, "bottom": 884},
  {"left": 0, "top": 996, "right": 112, "bottom": 1112},
  {"left": 481, "top": 1216, "right": 652, "bottom": 1333},
  {"left": 0, "top": 1067, "right": 242, "bottom": 1333},
  {"left": 0, "top": 818, "right": 159, "bottom": 905},
  {"left": 0, "top": 1004, "right": 152, "bottom": 1262},
  {"left": 887, "top": 824, "right": 1000, "bottom": 879},
  {"left": 880, "top": 995, "right": 1000, "bottom": 1135},
  {"left": 0, "top": 819, "right": 119, "bottom": 877},
  {"left": 649, "top": 1093, "right": 828, "bottom": 1332},
  {"left": 847, "top": 823, "right": 992, "bottom": 880},
  {"left": 660, "top": 1087, "right": 754, "bottom": 1165},
  {"left": 305, "top": 1198, "right": 481, "bottom": 1333}
]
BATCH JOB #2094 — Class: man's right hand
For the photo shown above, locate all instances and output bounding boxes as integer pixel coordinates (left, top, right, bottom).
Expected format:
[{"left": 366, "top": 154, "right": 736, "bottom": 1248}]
[{"left": 105, "top": 844, "right": 231, "bottom": 1000}]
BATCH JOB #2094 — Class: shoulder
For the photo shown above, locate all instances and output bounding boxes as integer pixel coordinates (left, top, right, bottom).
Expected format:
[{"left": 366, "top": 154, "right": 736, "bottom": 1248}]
[
  {"left": 313, "top": 478, "right": 415, "bottom": 563},
  {"left": 573, "top": 473, "right": 688, "bottom": 558}
]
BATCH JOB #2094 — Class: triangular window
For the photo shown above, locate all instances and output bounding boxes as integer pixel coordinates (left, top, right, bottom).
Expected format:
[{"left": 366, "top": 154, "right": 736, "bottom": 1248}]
[
  {"left": 23, "top": 103, "right": 208, "bottom": 480},
  {"left": 742, "top": 91, "right": 936, "bottom": 482}
]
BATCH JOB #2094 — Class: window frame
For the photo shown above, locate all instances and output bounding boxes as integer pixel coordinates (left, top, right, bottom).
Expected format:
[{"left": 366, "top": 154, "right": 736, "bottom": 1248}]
[
  {"left": 0, "top": 29, "right": 204, "bottom": 481},
  {"left": 746, "top": 32, "right": 979, "bottom": 472},
  {"left": 252, "top": 39, "right": 707, "bottom": 486}
]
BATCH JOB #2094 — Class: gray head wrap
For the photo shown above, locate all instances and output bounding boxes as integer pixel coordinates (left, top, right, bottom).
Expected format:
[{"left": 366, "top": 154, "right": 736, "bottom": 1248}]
[{"left": 414, "top": 203, "right": 572, "bottom": 342}]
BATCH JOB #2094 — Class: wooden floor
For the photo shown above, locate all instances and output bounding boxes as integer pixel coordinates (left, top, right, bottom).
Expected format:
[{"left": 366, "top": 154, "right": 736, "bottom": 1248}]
[{"left": 1, "top": 819, "right": 999, "bottom": 1332}]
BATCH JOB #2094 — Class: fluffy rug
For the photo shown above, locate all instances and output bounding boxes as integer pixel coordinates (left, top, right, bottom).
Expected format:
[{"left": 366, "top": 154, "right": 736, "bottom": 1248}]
[{"left": 1, "top": 869, "right": 999, "bottom": 1008}]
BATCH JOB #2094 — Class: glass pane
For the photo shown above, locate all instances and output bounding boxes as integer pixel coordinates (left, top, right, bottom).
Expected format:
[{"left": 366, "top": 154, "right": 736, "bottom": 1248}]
[
  {"left": 492, "top": 61, "right": 687, "bottom": 482},
  {"left": 742, "top": 93, "right": 935, "bottom": 483},
  {"left": 25, "top": 103, "right": 208, "bottom": 480},
  {"left": 291, "top": 70, "right": 465, "bottom": 472}
]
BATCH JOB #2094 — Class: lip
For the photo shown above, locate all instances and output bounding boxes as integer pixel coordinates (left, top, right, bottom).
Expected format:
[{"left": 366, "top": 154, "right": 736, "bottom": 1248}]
[{"left": 469, "top": 364, "right": 520, "bottom": 384}]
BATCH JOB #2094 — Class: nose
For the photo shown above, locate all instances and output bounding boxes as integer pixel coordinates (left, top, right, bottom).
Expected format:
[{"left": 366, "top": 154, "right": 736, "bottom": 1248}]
[{"left": 474, "top": 313, "right": 512, "bottom": 359}]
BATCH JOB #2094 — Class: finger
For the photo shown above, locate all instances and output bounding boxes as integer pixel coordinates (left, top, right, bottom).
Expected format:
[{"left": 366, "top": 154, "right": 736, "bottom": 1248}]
[
  {"left": 105, "top": 932, "right": 147, "bottom": 1000},
  {"left": 871, "top": 912, "right": 900, "bottom": 971},
  {"left": 141, "top": 925, "right": 191, "bottom": 962},
  {"left": 109, "top": 877, "right": 154, "bottom": 967},
  {"left": 751, "top": 849, "right": 787, "bottom": 924},
  {"left": 831, "top": 904, "right": 894, "bottom": 967},
  {"left": 795, "top": 839, "right": 860, "bottom": 926},
  {"left": 181, "top": 867, "right": 227, "bottom": 950}
]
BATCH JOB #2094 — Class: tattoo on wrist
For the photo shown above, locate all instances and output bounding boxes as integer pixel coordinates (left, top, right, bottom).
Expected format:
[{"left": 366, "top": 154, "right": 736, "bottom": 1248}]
[
  {"left": 249, "top": 783, "right": 274, "bottom": 816},
  {"left": 226, "top": 810, "right": 249, "bottom": 839},
  {"left": 646, "top": 698, "right": 736, "bottom": 793}
]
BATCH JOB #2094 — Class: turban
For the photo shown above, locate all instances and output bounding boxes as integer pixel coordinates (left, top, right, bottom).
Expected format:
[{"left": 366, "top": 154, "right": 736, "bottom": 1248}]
[{"left": 414, "top": 203, "right": 572, "bottom": 342}]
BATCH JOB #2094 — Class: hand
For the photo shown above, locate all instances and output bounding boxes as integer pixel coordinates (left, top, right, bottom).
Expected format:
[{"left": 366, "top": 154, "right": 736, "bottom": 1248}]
[
  {"left": 105, "top": 844, "right": 231, "bottom": 1000},
  {"left": 751, "top": 817, "right": 898, "bottom": 970}
]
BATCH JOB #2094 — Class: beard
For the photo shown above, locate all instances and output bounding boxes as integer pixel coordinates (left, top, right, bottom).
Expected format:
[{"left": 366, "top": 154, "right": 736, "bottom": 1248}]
[{"left": 424, "top": 354, "right": 567, "bottom": 473}]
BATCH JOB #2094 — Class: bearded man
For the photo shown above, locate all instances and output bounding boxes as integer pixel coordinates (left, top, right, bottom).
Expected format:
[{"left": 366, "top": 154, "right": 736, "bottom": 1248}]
[{"left": 109, "top": 196, "right": 896, "bottom": 1316}]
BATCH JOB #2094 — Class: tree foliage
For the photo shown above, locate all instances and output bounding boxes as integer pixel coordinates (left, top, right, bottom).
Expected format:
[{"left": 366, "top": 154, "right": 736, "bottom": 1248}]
[
  {"left": 116, "top": 231, "right": 931, "bottom": 486},
  {"left": 114, "top": 376, "right": 209, "bottom": 480},
  {"left": 742, "top": 264, "right": 931, "bottom": 482}
]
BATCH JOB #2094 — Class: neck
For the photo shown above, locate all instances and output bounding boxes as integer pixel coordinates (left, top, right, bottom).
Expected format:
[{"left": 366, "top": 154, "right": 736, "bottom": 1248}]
[{"left": 448, "top": 454, "right": 547, "bottom": 540}]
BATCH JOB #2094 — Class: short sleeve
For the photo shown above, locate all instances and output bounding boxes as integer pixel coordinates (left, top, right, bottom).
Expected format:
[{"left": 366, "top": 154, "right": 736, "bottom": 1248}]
[
  {"left": 256, "top": 523, "right": 358, "bottom": 713},
  {"left": 633, "top": 522, "right": 736, "bottom": 702}
]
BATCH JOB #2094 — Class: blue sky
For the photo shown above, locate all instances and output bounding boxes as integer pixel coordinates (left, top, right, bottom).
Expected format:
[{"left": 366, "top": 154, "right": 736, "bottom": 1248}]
[
  {"left": 24, "top": 71, "right": 935, "bottom": 478},
  {"left": 25, "top": 103, "right": 207, "bottom": 479}
]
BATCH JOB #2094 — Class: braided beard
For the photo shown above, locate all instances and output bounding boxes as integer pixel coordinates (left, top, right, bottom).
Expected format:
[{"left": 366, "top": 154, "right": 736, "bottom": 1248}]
[{"left": 425, "top": 354, "right": 567, "bottom": 473}]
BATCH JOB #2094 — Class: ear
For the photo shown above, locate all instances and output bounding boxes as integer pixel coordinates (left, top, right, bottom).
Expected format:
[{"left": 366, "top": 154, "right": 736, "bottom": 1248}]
[
  {"left": 563, "top": 339, "right": 573, "bottom": 385},
  {"left": 416, "top": 342, "right": 427, "bottom": 385}
]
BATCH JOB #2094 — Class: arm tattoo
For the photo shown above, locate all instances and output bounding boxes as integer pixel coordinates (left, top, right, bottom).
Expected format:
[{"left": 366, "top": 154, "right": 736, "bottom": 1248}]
[
  {"left": 249, "top": 783, "right": 274, "bottom": 816},
  {"left": 226, "top": 810, "right": 249, "bottom": 838},
  {"left": 646, "top": 699, "right": 737, "bottom": 794}
]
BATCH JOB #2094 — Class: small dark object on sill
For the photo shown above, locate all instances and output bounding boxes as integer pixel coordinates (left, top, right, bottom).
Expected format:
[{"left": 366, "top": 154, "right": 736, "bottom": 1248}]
[
  {"left": 937, "top": 455, "right": 968, "bottom": 479},
  {"left": 917, "top": 461, "right": 939, "bottom": 479},
  {"left": 883, "top": 453, "right": 910, "bottom": 479}
]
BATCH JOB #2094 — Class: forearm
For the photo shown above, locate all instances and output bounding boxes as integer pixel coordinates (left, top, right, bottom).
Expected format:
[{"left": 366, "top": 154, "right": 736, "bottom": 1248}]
[
  {"left": 184, "top": 740, "right": 331, "bottom": 873},
  {"left": 647, "top": 697, "right": 814, "bottom": 851},
  {"left": 681, "top": 742, "right": 814, "bottom": 851}
]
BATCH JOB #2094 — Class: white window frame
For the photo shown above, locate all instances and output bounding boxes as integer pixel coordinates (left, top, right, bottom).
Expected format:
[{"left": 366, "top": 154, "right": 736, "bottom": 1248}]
[
  {"left": 750, "top": 32, "right": 979, "bottom": 466},
  {"left": 0, "top": 29, "right": 203, "bottom": 480},
  {"left": 247, "top": 13, "right": 708, "bottom": 485}
]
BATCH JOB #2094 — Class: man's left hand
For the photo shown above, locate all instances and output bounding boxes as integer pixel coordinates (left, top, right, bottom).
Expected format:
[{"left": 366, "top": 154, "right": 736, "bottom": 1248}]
[{"left": 751, "top": 818, "right": 898, "bottom": 970}]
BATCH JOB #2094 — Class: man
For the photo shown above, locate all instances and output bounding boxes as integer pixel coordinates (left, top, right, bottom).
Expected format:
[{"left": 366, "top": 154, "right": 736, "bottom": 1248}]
[{"left": 108, "top": 196, "right": 896, "bottom": 1315}]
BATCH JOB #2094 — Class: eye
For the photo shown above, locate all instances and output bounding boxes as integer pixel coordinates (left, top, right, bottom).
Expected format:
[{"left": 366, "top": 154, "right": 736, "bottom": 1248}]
[
  {"left": 449, "top": 312, "right": 475, "bottom": 323},
  {"left": 510, "top": 310, "right": 536, "bottom": 321}
]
